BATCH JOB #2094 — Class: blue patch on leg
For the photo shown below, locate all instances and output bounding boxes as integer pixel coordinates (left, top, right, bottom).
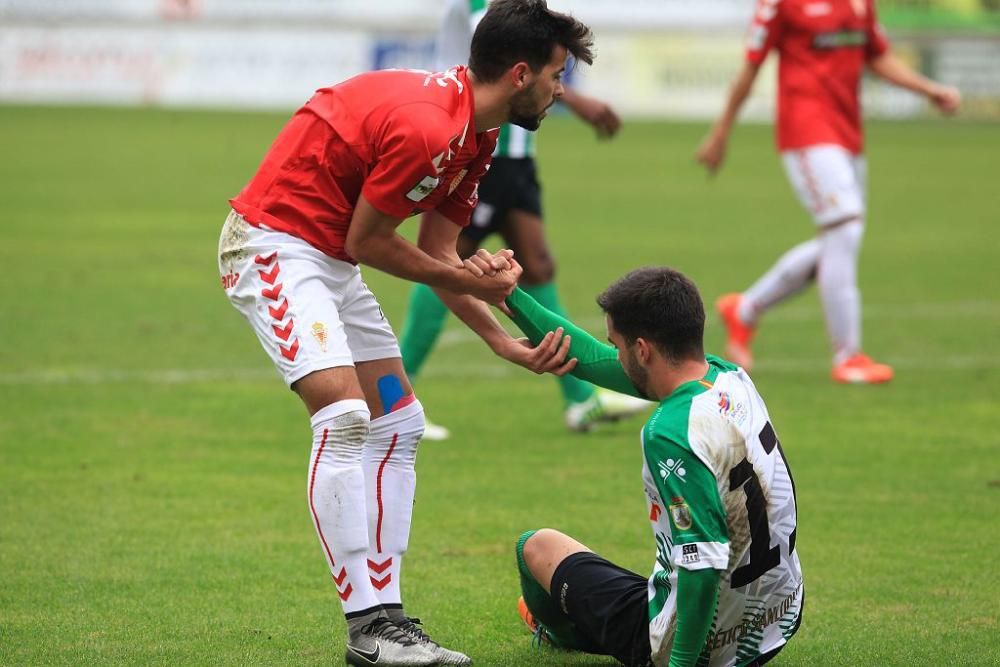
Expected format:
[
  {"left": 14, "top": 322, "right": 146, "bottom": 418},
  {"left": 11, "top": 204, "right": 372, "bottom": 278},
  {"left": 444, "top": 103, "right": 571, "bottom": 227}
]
[{"left": 376, "top": 375, "right": 406, "bottom": 415}]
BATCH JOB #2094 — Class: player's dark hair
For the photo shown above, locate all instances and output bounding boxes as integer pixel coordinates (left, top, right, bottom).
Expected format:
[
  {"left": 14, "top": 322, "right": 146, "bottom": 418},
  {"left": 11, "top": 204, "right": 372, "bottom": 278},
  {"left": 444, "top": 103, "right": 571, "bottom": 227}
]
[
  {"left": 469, "top": 0, "right": 594, "bottom": 82},
  {"left": 597, "top": 267, "right": 705, "bottom": 363}
]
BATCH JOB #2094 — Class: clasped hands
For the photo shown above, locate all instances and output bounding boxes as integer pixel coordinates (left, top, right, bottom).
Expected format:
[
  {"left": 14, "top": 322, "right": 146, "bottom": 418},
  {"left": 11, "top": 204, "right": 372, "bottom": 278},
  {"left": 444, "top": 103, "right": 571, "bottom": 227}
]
[{"left": 464, "top": 248, "right": 578, "bottom": 377}]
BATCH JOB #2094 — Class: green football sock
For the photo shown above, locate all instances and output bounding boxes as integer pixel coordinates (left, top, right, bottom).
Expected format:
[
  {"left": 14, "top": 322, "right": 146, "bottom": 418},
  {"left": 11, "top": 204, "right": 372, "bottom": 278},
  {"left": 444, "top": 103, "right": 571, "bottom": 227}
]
[
  {"left": 399, "top": 284, "right": 449, "bottom": 380},
  {"left": 515, "top": 530, "right": 585, "bottom": 650},
  {"left": 521, "top": 283, "right": 596, "bottom": 405}
]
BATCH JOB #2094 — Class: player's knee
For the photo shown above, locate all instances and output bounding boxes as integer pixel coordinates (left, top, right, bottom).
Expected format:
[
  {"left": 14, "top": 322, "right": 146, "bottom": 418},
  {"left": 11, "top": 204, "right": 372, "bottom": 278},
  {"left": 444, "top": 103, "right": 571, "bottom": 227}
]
[
  {"left": 375, "top": 373, "right": 417, "bottom": 415},
  {"left": 396, "top": 396, "right": 425, "bottom": 449},
  {"left": 820, "top": 216, "right": 864, "bottom": 240},
  {"left": 819, "top": 218, "right": 864, "bottom": 256},
  {"left": 310, "top": 401, "right": 371, "bottom": 460},
  {"left": 520, "top": 528, "right": 563, "bottom": 574}
]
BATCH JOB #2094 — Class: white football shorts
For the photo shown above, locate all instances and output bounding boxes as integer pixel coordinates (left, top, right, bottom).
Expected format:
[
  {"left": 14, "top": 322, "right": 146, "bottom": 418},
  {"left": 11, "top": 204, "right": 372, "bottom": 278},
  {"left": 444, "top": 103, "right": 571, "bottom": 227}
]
[
  {"left": 781, "top": 144, "right": 867, "bottom": 227},
  {"left": 218, "top": 210, "right": 400, "bottom": 387}
]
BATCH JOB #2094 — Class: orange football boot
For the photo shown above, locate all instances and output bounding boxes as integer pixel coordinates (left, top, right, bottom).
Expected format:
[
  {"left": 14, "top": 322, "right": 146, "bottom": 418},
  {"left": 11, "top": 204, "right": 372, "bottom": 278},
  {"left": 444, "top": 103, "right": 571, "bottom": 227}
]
[
  {"left": 716, "top": 293, "right": 756, "bottom": 371},
  {"left": 518, "top": 596, "right": 538, "bottom": 633},
  {"left": 831, "top": 353, "right": 894, "bottom": 384},
  {"left": 518, "top": 596, "right": 557, "bottom": 647}
]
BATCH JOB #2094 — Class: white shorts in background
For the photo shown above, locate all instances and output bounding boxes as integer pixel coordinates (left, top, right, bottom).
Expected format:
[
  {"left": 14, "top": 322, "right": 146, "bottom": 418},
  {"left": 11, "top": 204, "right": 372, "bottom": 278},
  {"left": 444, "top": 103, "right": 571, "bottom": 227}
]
[
  {"left": 218, "top": 210, "right": 400, "bottom": 387},
  {"left": 781, "top": 144, "right": 867, "bottom": 227}
]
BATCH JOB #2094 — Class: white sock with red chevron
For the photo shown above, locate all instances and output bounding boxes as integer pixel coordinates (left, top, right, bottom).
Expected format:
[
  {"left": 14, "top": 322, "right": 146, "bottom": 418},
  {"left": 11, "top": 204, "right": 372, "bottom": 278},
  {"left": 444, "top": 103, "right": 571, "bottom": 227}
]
[
  {"left": 307, "top": 399, "right": 382, "bottom": 615},
  {"left": 362, "top": 397, "right": 424, "bottom": 608}
]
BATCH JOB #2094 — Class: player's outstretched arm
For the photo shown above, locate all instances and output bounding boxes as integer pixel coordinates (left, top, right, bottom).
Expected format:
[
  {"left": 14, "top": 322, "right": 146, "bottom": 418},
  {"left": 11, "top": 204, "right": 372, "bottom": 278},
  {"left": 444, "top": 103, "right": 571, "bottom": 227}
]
[
  {"left": 868, "top": 53, "right": 961, "bottom": 115},
  {"left": 695, "top": 61, "right": 761, "bottom": 176},
  {"left": 560, "top": 87, "right": 622, "bottom": 139},
  {"left": 505, "top": 287, "right": 646, "bottom": 398},
  {"left": 416, "top": 212, "right": 575, "bottom": 376}
]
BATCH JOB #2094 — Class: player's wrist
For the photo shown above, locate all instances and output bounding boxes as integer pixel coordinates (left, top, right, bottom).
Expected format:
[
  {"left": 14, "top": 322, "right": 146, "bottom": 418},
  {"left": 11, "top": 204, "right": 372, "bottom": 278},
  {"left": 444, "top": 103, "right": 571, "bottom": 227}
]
[
  {"left": 439, "top": 264, "right": 476, "bottom": 292},
  {"left": 486, "top": 332, "right": 516, "bottom": 356},
  {"left": 925, "top": 81, "right": 946, "bottom": 99}
]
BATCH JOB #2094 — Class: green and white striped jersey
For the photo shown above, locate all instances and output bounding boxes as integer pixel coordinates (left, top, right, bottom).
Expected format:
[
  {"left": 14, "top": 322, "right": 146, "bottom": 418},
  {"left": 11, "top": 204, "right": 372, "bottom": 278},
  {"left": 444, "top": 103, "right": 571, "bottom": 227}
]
[
  {"left": 643, "top": 356, "right": 803, "bottom": 667},
  {"left": 436, "top": 0, "right": 536, "bottom": 158}
]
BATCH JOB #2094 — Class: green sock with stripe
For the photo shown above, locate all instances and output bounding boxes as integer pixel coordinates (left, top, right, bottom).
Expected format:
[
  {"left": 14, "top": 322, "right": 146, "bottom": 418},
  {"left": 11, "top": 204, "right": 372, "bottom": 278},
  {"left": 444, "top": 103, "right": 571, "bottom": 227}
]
[{"left": 521, "top": 283, "right": 596, "bottom": 405}]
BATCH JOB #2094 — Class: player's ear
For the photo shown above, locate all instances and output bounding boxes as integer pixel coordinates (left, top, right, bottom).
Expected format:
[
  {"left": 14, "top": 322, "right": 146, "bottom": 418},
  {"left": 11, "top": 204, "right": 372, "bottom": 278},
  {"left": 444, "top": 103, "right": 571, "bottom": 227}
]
[
  {"left": 510, "top": 62, "right": 531, "bottom": 89},
  {"left": 635, "top": 337, "right": 652, "bottom": 364}
]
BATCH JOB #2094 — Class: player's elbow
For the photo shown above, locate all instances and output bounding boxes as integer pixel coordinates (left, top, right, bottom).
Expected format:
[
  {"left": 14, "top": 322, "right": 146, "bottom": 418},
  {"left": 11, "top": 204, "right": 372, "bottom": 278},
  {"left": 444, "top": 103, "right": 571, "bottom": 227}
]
[
  {"left": 345, "top": 236, "right": 375, "bottom": 264},
  {"left": 344, "top": 236, "right": 361, "bottom": 260}
]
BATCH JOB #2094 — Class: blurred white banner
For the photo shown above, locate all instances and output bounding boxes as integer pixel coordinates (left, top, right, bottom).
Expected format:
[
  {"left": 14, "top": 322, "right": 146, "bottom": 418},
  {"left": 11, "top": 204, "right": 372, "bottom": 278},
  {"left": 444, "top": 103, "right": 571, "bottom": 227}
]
[
  {"left": 0, "top": 2, "right": 996, "bottom": 118},
  {"left": 0, "top": 0, "right": 750, "bottom": 28}
]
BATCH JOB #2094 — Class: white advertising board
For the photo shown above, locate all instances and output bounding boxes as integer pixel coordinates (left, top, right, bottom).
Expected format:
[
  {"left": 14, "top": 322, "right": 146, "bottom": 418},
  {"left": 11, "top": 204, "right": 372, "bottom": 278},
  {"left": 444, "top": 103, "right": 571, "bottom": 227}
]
[{"left": 0, "top": 25, "right": 370, "bottom": 108}]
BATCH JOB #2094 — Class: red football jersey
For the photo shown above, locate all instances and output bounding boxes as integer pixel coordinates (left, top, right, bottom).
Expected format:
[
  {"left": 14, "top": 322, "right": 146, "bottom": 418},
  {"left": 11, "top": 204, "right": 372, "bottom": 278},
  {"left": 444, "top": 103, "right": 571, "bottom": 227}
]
[
  {"left": 746, "top": 0, "right": 889, "bottom": 153},
  {"left": 230, "top": 67, "right": 498, "bottom": 264}
]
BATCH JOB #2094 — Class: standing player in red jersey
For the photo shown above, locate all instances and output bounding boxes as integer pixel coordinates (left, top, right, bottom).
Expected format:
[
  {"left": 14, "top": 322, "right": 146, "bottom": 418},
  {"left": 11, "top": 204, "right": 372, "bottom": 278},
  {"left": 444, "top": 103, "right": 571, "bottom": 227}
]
[
  {"left": 217, "top": 2, "right": 593, "bottom": 664},
  {"left": 697, "top": 0, "right": 960, "bottom": 384}
]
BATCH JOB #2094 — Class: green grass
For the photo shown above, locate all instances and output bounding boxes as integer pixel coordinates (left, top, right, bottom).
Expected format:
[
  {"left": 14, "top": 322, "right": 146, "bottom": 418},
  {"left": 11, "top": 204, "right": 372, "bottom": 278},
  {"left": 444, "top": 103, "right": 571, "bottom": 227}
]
[{"left": 0, "top": 105, "right": 997, "bottom": 665}]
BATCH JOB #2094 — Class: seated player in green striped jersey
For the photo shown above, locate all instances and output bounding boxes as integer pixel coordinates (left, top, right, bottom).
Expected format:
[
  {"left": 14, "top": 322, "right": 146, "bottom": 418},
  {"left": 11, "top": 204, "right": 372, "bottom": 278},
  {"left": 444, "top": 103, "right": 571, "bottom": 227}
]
[
  {"left": 399, "top": 0, "right": 650, "bottom": 441},
  {"left": 494, "top": 266, "right": 804, "bottom": 667}
]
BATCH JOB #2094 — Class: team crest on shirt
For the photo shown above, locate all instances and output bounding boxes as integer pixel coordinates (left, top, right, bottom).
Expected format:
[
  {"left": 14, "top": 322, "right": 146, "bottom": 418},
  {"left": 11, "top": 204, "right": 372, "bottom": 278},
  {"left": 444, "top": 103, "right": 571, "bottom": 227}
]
[
  {"left": 311, "top": 322, "right": 328, "bottom": 352},
  {"left": 670, "top": 498, "right": 693, "bottom": 531}
]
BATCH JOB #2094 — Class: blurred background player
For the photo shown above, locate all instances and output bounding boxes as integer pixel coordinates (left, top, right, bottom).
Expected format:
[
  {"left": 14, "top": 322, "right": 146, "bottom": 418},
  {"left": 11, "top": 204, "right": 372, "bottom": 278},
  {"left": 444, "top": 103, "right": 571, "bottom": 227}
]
[
  {"left": 696, "top": 0, "right": 961, "bottom": 383},
  {"left": 399, "top": 0, "right": 650, "bottom": 440},
  {"left": 218, "top": 1, "right": 594, "bottom": 664},
  {"left": 495, "top": 267, "right": 802, "bottom": 666}
]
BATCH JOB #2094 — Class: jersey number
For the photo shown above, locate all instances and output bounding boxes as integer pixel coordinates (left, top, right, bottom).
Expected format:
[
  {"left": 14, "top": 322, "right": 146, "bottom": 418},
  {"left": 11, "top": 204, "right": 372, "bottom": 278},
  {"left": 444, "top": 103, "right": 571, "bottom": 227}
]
[{"left": 728, "top": 421, "right": 797, "bottom": 589}]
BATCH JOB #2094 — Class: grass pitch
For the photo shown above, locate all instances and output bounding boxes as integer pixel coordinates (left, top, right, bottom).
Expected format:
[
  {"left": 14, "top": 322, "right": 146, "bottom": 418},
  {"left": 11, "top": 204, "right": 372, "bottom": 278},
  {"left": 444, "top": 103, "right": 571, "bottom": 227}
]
[{"left": 0, "top": 105, "right": 997, "bottom": 665}]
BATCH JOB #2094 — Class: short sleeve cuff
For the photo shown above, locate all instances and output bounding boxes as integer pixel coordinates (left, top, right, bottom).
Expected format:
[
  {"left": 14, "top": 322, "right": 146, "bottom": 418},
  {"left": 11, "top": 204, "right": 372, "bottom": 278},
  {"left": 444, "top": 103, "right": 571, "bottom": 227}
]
[
  {"left": 434, "top": 198, "right": 472, "bottom": 227},
  {"left": 673, "top": 541, "right": 729, "bottom": 571},
  {"left": 361, "top": 181, "right": 428, "bottom": 220},
  {"left": 868, "top": 27, "right": 890, "bottom": 60}
]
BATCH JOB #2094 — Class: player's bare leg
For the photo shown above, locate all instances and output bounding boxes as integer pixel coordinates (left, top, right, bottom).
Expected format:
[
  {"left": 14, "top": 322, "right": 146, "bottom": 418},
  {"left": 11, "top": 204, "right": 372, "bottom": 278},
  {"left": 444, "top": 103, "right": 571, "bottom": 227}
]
[
  {"left": 295, "top": 367, "right": 438, "bottom": 666},
  {"left": 514, "top": 529, "right": 593, "bottom": 650},
  {"left": 353, "top": 359, "right": 471, "bottom": 665},
  {"left": 818, "top": 217, "right": 893, "bottom": 384},
  {"left": 503, "top": 210, "right": 651, "bottom": 430},
  {"left": 520, "top": 529, "right": 592, "bottom": 591}
]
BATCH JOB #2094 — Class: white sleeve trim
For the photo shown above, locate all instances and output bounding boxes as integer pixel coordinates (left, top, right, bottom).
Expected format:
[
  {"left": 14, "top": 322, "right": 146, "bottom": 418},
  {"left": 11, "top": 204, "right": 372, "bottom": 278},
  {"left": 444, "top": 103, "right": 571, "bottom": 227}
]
[{"left": 672, "top": 540, "right": 729, "bottom": 571}]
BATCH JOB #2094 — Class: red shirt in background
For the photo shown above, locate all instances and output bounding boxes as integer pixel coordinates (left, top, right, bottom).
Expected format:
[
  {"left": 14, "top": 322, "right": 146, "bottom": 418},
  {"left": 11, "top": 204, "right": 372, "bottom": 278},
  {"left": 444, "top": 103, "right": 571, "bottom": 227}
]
[
  {"left": 746, "top": 0, "right": 889, "bottom": 154},
  {"left": 231, "top": 67, "right": 498, "bottom": 264}
]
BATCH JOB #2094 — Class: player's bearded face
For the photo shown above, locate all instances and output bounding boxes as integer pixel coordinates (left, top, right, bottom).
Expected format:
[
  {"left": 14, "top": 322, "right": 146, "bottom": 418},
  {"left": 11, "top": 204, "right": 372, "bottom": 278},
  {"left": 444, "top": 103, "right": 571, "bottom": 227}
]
[
  {"left": 622, "top": 345, "right": 652, "bottom": 400},
  {"left": 508, "top": 80, "right": 550, "bottom": 131},
  {"left": 609, "top": 318, "right": 653, "bottom": 399}
]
